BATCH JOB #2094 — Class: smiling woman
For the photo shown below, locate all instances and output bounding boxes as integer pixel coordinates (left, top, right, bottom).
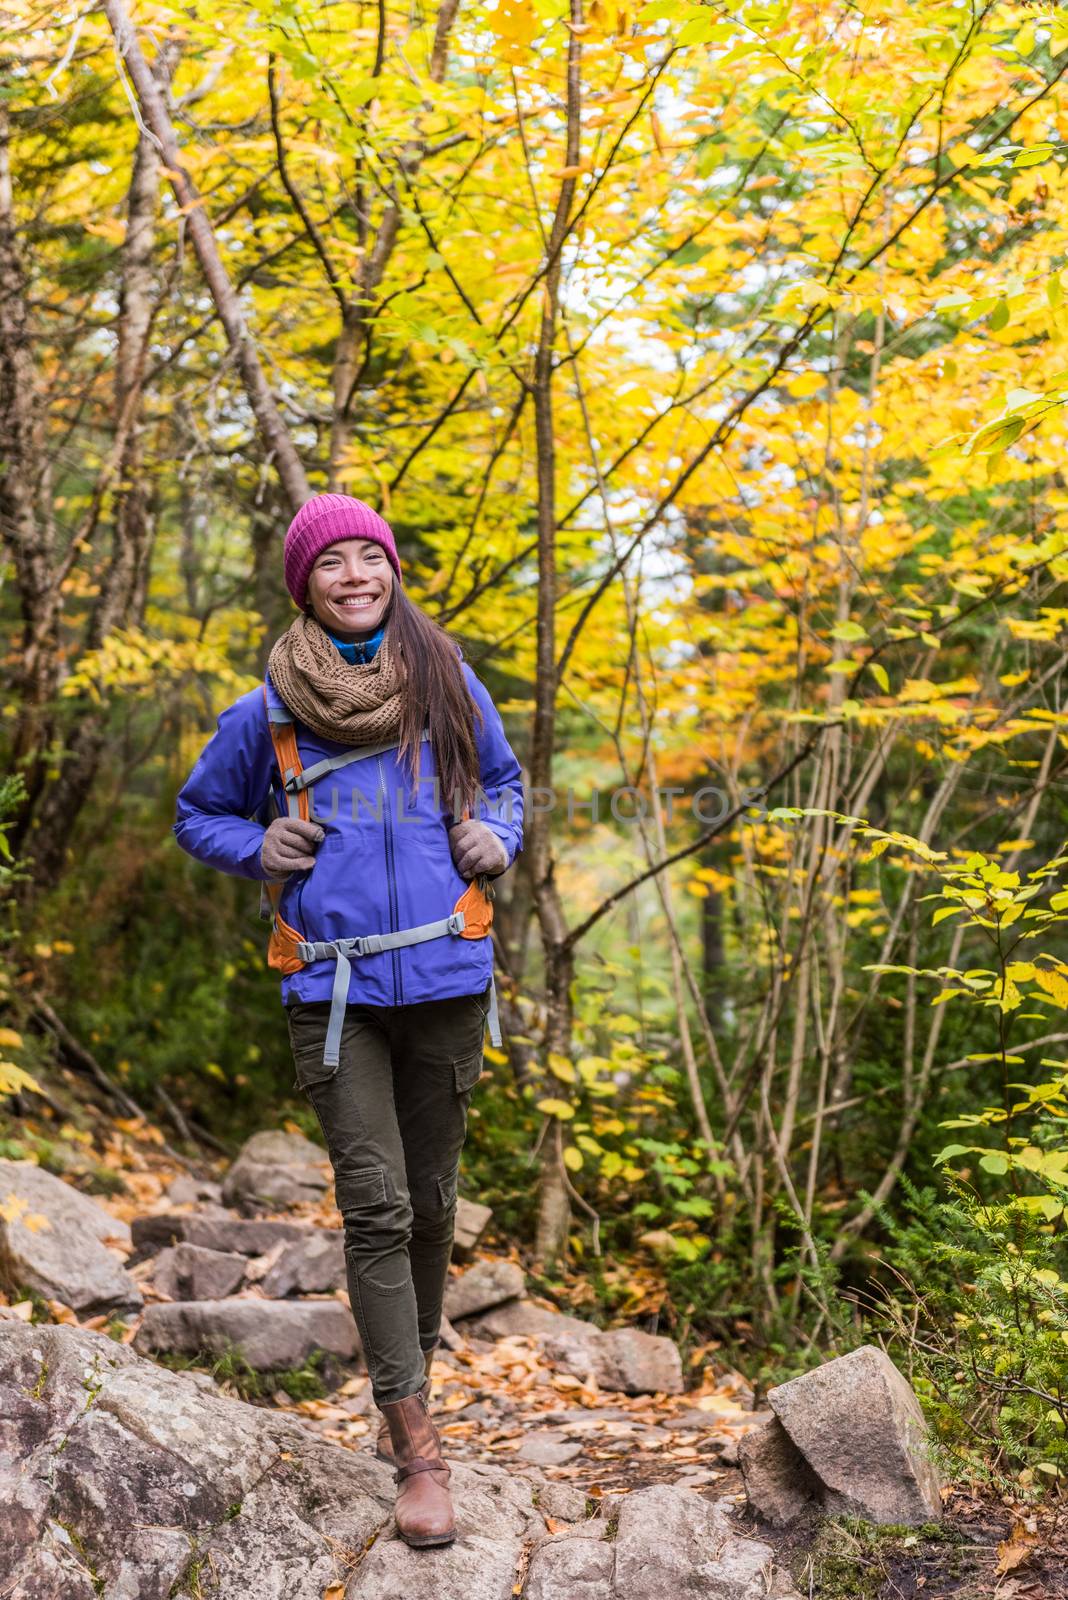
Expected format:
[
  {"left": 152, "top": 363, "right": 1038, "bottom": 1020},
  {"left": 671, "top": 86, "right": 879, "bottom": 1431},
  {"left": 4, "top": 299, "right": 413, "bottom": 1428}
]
[
  {"left": 306, "top": 539, "right": 394, "bottom": 640},
  {"left": 172, "top": 492, "right": 524, "bottom": 1547}
]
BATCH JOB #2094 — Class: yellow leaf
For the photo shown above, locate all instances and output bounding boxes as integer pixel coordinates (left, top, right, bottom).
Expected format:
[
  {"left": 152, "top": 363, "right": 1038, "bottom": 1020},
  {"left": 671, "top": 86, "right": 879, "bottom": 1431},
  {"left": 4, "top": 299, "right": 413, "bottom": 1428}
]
[
  {"left": 786, "top": 371, "right": 825, "bottom": 398},
  {"left": 0, "top": 1061, "right": 42, "bottom": 1099},
  {"left": 535, "top": 1097, "right": 575, "bottom": 1120},
  {"left": 0, "top": 1028, "right": 23, "bottom": 1049},
  {"left": 547, "top": 1052, "right": 577, "bottom": 1083},
  {"left": 488, "top": 0, "right": 540, "bottom": 49},
  {"left": 563, "top": 1146, "right": 583, "bottom": 1171},
  {"left": 1035, "top": 968, "right": 1068, "bottom": 1008}
]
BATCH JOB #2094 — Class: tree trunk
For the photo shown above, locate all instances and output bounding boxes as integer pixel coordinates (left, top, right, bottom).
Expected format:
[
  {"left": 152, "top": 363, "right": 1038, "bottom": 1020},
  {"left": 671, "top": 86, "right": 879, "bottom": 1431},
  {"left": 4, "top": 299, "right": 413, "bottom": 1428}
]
[
  {"left": 529, "top": 0, "right": 584, "bottom": 1269},
  {"left": 103, "top": 0, "right": 309, "bottom": 512}
]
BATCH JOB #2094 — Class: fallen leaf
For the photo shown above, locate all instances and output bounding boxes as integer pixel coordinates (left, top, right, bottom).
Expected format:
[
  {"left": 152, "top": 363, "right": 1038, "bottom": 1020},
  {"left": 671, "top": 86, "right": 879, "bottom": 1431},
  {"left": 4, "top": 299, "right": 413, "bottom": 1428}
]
[{"left": 997, "top": 1523, "right": 1038, "bottom": 1577}]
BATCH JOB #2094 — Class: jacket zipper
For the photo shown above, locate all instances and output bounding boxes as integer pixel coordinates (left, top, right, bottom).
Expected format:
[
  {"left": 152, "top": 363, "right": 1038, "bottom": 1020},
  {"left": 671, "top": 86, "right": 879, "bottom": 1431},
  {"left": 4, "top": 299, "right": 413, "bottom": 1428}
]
[{"left": 376, "top": 755, "right": 403, "bottom": 1005}]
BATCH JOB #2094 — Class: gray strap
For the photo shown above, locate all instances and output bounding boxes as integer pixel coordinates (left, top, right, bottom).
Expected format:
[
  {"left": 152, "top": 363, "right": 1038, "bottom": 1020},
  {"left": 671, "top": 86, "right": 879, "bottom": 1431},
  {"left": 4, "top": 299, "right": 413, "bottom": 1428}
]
[
  {"left": 486, "top": 974, "right": 502, "bottom": 1049},
  {"left": 286, "top": 730, "right": 430, "bottom": 795},
  {"left": 298, "top": 912, "right": 466, "bottom": 1069}
]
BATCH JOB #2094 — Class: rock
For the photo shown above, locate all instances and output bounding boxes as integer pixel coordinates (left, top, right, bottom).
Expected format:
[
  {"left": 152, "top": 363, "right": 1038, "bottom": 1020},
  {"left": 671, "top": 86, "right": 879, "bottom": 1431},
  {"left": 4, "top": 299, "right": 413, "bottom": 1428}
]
[
  {"left": 261, "top": 1232, "right": 346, "bottom": 1297},
  {"left": 0, "top": 1159, "right": 141, "bottom": 1316},
  {"left": 0, "top": 1323, "right": 391, "bottom": 1599},
  {"left": 438, "top": 1310, "right": 464, "bottom": 1349},
  {"left": 134, "top": 1297, "right": 359, "bottom": 1370},
  {"left": 164, "top": 1174, "right": 224, "bottom": 1206},
  {"left": 350, "top": 1532, "right": 525, "bottom": 1599},
  {"left": 523, "top": 1530, "right": 616, "bottom": 1599},
  {"left": 131, "top": 1212, "right": 320, "bottom": 1261},
  {"left": 592, "top": 1328, "right": 683, "bottom": 1395},
  {"left": 529, "top": 1479, "right": 592, "bottom": 1521},
  {"left": 453, "top": 1195, "right": 492, "bottom": 1257},
  {"left": 153, "top": 1243, "right": 247, "bottom": 1302},
  {"left": 221, "top": 1129, "right": 332, "bottom": 1214},
  {"left": 768, "top": 1345, "right": 942, "bottom": 1525},
  {"left": 738, "top": 1416, "right": 821, "bottom": 1526},
  {"left": 462, "top": 1299, "right": 683, "bottom": 1394},
  {"left": 461, "top": 1297, "right": 593, "bottom": 1343},
  {"left": 516, "top": 1433, "right": 584, "bottom": 1466},
  {"left": 610, "top": 1484, "right": 801, "bottom": 1599},
  {"left": 444, "top": 1257, "right": 525, "bottom": 1321},
  {"left": 522, "top": 1485, "right": 801, "bottom": 1599}
]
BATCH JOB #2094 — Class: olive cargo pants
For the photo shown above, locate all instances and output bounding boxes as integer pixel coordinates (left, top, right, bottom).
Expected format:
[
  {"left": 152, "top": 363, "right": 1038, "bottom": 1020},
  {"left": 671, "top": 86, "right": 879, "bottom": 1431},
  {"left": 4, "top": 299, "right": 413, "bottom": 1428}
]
[{"left": 285, "top": 984, "right": 489, "bottom": 1405}]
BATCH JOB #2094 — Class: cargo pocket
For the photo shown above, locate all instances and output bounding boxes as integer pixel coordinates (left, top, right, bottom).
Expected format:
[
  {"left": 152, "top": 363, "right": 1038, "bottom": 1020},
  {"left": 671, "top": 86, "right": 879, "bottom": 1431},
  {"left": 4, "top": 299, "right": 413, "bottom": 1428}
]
[
  {"left": 286, "top": 1002, "right": 340, "bottom": 1093},
  {"left": 335, "top": 1164, "right": 389, "bottom": 1215},
  {"left": 452, "top": 1048, "right": 484, "bottom": 1098}
]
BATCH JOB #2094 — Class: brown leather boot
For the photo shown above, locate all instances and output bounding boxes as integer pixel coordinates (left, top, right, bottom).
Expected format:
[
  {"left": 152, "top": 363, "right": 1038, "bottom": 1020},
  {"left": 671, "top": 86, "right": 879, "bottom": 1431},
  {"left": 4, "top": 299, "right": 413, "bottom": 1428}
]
[
  {"left": 375, "top": 1346, "right": 435, "bottom": 1465},
  {"left": 378, "top": 1387, "right": 455, "bottom": 1548}
]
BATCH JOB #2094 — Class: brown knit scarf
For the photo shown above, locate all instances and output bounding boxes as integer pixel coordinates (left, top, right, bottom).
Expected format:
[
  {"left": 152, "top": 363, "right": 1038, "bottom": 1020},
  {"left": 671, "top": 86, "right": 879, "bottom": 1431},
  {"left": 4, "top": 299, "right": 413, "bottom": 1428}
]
[{"left": 267, "top": 613, "right": 406, "bottom": 746}]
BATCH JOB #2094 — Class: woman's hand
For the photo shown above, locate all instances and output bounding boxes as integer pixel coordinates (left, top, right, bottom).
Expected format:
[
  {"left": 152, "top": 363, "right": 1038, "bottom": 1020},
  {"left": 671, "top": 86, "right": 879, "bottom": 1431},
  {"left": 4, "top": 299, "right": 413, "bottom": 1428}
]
[
  {"left": 448, "top": 819, "right": 508, "bottom": 879},
  {"left": 260, "top": 817, "right": 324, "bottom": 879}
]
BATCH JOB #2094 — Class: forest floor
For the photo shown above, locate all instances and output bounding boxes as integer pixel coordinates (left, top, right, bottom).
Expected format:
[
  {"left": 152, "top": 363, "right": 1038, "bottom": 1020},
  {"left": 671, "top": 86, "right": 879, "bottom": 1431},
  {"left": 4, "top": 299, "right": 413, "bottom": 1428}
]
[{"left": 4, "top": 1069, "right": 1068, "bottom": 1599}]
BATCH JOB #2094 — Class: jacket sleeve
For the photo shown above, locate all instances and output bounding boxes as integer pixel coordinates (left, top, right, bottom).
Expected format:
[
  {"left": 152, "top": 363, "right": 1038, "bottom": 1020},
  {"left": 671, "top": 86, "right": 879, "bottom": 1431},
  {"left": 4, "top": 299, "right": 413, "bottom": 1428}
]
[
  {"left": 173, "top": 688, "right": 278, "bottom": 881},
  {"left": 463, "top": 664, "right": 524, "bottom": 870}
]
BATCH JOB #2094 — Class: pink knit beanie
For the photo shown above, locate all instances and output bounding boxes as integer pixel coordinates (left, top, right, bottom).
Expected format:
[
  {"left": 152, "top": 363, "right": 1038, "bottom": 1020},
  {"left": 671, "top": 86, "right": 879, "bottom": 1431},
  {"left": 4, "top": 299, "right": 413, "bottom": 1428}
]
[{"left": 283, "top": 494, "right": 403, "bottom": 608}]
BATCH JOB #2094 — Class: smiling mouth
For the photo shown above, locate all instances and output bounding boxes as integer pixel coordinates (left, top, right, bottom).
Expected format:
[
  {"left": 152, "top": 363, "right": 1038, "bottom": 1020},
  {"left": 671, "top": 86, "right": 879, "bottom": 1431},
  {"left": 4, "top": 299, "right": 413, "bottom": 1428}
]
[{"left": 334, "top": 595, "right": 380, "bottom": 609}]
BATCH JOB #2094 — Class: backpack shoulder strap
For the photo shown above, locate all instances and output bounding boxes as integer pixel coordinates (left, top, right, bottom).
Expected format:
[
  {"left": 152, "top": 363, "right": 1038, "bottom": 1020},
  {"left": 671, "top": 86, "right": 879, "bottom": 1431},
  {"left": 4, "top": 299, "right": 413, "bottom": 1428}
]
[{"left": 262, "top": 678, "right": 308, "bottom": 823}]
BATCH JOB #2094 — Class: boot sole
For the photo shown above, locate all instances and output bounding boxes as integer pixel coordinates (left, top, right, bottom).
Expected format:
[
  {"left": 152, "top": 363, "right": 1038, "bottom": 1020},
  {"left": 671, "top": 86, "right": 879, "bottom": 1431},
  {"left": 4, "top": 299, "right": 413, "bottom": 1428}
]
[{"left": 397, "top": 1528, "right": 457, "bottom": 1548}]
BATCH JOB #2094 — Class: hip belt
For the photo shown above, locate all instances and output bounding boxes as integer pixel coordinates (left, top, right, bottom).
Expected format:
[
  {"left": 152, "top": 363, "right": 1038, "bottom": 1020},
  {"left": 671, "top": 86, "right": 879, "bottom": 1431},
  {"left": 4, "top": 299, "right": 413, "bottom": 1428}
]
[{"left": 296, "top": 910, "right": 502, "bottom": 1070}]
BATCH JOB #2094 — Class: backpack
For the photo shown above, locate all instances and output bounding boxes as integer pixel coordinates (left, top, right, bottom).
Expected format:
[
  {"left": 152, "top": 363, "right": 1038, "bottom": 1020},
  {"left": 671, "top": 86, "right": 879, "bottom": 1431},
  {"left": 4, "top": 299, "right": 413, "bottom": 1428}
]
[{"left": 260, "top": 679, "right": 501, "bottom": 1065}]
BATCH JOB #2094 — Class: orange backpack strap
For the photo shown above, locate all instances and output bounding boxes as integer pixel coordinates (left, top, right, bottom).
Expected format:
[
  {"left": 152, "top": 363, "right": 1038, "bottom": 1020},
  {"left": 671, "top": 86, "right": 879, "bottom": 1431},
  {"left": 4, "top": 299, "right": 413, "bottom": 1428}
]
[
  {"left": 263, "top": 682, "right": 309, "bottom": 823},
  {"left": 261, "top": 682, "right": 307, "bottom": 973}
]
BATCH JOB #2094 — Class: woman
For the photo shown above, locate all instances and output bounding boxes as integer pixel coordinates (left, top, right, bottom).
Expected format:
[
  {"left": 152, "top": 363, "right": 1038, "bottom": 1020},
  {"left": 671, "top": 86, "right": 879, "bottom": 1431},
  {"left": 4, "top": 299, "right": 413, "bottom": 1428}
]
[{"left": 173, "top": 493, "right": 524, "bottom": 1548}]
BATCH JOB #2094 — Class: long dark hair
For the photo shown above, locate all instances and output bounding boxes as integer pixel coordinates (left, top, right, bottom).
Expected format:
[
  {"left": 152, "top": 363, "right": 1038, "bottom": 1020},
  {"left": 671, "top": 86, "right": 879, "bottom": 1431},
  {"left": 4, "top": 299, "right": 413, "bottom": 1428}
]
[{"left": 385, "top": 585, "right": 484, "bottom": 820}]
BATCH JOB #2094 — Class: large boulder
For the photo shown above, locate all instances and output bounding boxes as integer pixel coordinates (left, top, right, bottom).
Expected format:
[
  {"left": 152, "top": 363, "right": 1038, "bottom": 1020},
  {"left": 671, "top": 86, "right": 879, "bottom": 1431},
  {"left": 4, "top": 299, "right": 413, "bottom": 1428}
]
[
  {"left": 0, "top": 1159, "right": 141, "bottom": 1316},
  {"left": 0, "top": 1324, "right": 551, "bottom": 1600},
  {"left": 461, "top": 1299, "right": 683, "bottom": 1395},
  {"left": 135, "top": 1297, "right": 359, "bottom": 1370},
  {"left": 221, "top": 1130, "right": 332, "bottom": 1214},
  {"left": 742, "top": 1345, "right": 943, "bottom": 1527},
  {"left": 1, "top": 1323, "right": 392, "bottom": 1599}
]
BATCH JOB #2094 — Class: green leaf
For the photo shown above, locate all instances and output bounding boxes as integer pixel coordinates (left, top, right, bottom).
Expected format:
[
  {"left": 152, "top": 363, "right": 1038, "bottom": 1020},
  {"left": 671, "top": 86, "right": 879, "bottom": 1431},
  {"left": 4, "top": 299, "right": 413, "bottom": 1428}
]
[
  {"left": 868, "top": 662, "right": 890, "bottom": 693},
  {"left": 989, "top": 297, "right": 1010, "bottom": 332},
  {"left": 978, "top": 1152, "right": 1009, "bottom": 1175}
]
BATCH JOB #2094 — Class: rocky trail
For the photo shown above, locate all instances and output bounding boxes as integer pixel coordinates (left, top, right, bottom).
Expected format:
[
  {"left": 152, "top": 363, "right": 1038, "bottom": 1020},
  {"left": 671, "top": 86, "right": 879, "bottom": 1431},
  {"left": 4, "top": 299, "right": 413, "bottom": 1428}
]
[{"left": 2, "top": 1113, "right": 1065, "bottom": 1598}]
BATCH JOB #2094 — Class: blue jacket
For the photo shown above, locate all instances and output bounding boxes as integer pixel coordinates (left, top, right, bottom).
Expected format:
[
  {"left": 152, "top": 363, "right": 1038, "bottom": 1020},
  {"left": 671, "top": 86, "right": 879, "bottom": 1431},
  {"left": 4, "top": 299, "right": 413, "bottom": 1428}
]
[{"left": 173, "top": 661, "right": 524, "bottom": 1009}]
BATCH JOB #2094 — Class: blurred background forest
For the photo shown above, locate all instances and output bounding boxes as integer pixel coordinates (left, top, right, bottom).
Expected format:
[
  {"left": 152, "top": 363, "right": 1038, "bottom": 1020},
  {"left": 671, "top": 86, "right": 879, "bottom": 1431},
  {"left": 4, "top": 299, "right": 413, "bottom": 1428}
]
[{"left": 4, "top": 0, "right": 1068, "bottom": 1495}]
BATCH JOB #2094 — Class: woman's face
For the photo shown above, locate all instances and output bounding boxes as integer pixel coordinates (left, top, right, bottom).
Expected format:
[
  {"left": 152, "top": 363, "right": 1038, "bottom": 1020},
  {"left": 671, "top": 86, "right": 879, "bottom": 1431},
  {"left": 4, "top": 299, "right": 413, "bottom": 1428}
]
[{"left": 306, "top": 538, "right": 394, "bottom": 640}]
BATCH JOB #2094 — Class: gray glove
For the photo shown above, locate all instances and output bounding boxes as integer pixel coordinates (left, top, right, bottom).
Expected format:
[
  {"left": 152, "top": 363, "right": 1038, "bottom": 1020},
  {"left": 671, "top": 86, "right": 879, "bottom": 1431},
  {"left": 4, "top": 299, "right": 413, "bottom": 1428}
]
[
  {"left": 260, "top": 817, "right": 324, "bottom": 879},
  {"left": 448, "top": 818, "right": 508, "bottom": 879}
]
